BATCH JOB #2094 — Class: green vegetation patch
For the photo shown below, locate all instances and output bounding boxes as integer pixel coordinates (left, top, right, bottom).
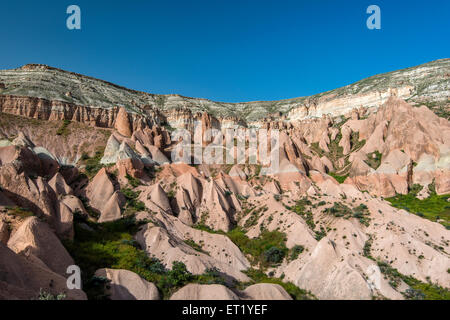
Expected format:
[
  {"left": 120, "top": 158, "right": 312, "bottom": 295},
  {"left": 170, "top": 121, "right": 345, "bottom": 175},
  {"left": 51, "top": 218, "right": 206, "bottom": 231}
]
[
  {"left": 226, "top": 227, "right": 288, "bottom": 267},
  {"left": 328, "top": 172, "right": 348, "bottom": 184},
  {"left": 125, "top": 173, "right": 142, "bottom": 188},
  {"left": 285, "top": 198, "right": 315, "bottom": 229},
  {"left": 385, "top": 183, "right": 450, "bottom": 228},
  {"left": 289, "top": 245, "right": 305, "bottom": 261},
  {"left": 184, "top": 239, "right": 208, "bottom": 255},
  {"left": 324, "top": 202, "right": 371, "bottom": 226},
  {"left": 350, "top": 132, "right": 366, "bottom": 152},
  {"left": 56, "top": 120, "right": 71, "bottom": 136},
  {"left": 310, "top": 130, "right": 365, "bottom": 175},
  {"left": 5, "top": 206, "right": 35, "bottom": 218},
  {"left": 243, "top": 205, "right": 268, "bottom": 228},
  {"left": 365, "top": 150, "right": 383, "bottom": 169},
  {"left": 79, "top": 148, "right": 105, "bottom": 179},
  {"left": 193, "top": 223, "right": 315, "bottom": 300},
  {"left": 121, "top": 187, "right": 146, "bottom": 214},
  {"left": 377, "top": 261, "right": 450, "bottom": 300},
  {"left": 37, "top": 289, "right": 66, "bottom": 300},
  {"left": 363, "top": 235, "right": 375, "bottom": 260},
  {"left": 64, "top": 215, "right": 226, "bottom": 299}
]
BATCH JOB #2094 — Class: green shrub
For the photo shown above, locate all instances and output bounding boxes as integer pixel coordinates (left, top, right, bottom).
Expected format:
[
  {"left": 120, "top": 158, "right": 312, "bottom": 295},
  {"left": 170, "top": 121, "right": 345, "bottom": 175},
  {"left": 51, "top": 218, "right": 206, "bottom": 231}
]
[
  {"left": 196, "top": 267, "right": 226, "bottom": 285},
  {"left": 37, "top": 289, "right": 66, "bottom": 300},
  {"left": 6, "top": 206, "right": 34, "bottom": 218},
  {"left": 121, "top": 187, "right": 146, "bottom": 214},
  {"left": 159, "top": 261, "right": 193, "bottom": 289},
  {"left": 289, "top": 245, "right": 305, "bottom": 260},
  {"left": 125, "top": 174, "right": 142, "bottom": 188},
  {"left": 184, "top": 239, "right": 208, "bottom": 254},
  {"left": 79, "top": 149, "right": 104, "bottom": 179},
  {"left": 314, "top": 226, "right": 327, "bottom": 241},
  {"left": 363, "top": 235, "right": 374, "bottom": 260},
  {"left": 324, "top": 202, "right": 352, "bottom": 217},
  {"left": 263, "top": 247, "right": 285, "bottom": 264}
]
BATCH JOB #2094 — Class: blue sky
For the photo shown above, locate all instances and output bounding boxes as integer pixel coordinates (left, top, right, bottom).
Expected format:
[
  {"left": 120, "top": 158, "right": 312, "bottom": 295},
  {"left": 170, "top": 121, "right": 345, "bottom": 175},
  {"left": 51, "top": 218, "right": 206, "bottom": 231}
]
[{"left": 0, "top": 0, "right": 449, "bottom": 102}]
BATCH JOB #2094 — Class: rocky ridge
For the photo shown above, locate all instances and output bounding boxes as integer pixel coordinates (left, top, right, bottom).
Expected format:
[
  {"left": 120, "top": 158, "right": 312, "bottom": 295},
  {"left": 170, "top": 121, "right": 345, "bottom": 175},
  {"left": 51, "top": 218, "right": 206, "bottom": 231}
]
[{"left": 0, "top": 59, "right": 448, "bottom": 123}]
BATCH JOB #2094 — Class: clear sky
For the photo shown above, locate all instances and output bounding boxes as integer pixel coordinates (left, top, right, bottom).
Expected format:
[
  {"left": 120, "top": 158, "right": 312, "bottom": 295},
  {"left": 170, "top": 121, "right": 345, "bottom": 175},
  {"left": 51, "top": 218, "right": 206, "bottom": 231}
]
[{"left": 0, "top": 0, "right": 449, "bottom": 102}]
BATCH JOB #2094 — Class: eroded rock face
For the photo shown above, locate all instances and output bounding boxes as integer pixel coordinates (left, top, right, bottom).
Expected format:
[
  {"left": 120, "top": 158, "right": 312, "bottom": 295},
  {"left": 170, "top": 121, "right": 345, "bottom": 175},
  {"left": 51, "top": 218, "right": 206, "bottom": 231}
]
[
  {"left": 0, "top": 242, "right": 86, "bottom": 300},
  {"left": 84, "top": 168, "right": 124, "bottom": 222},
  {"left": 275, "top": 180, "right": 450, "bottom": 299},
  {"left": 0, "top": 164, "right": 58, "bottom": 223},
  {"left": 0, "top": 94, "right": 155, "bottom": 132},
  {"left": 94, "top": 268, "right": 159, "bottom": 300},
  {"left": 0, "top": 190, "right": 14, "bottom": 208},
  {"left": 116, "top": 158, "right": 144, "bottom": 180},
  {"left": 0, "top": 145, "right": 42, "bottom": 176},
  {"left": 7, "top": 216, "right": 75, "bottom": 276},
  {"left": 100, "top": 134, "right": 121, "bottom": 165},
  {"left": 114, "top": 107, "right": 133, "bottom": 137},
  {"left": 49, "top": 172, "right": 73, "bottom": 197},
  {"left": 135, "top": 214, "right": 250, "bottom": 282},
  {"left": 138, "top": 183, "right": 172, "bottom": 214},
  {"left": 169, "top": 282, "right": 293, "bottom": 300},
  {"left": 344, "top": 97, "right": 450, "bottom": 196},
  {"left": 170, "top": 284, "right": 239, "bottom": 300},
  {"left": 241, "top": 284, "right": 292, "bottom": 300},
  {"left": 1, "top": 59, "right": 448, "bottom": 123},
  {"left": 54, "top": 200, "right": 74, "bottom": 239},
  {"left": 60, "top": 195, "right": 87, "bottom": 216},
  {"left": 0, "top": 219, "right": 9, "bottom": 244}
]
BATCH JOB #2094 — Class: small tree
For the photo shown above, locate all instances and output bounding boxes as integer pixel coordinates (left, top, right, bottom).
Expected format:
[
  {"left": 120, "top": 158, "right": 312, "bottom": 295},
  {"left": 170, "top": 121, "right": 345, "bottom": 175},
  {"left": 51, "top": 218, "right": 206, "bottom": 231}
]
[{"left": 263, "top": 246, "right": 285, "bottom": 264}]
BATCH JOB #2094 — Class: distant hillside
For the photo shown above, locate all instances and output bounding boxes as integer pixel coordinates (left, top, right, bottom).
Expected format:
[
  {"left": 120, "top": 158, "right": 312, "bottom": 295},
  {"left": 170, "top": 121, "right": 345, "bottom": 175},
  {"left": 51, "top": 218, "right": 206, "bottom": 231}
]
[{"left": 0, "top": 59, "right": 449, "bottom": 121}]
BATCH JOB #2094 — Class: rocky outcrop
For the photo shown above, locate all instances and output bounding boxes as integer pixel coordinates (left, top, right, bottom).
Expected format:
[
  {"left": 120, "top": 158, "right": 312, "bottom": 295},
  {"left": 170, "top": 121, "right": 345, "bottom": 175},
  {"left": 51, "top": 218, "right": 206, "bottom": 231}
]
[
  {"left": 0, "top": 145, "right": 42, "bottom": 176},
  {"left": 170, "top": 284, "right": 239, "bottom": 300},
  {"left": 136, "top": 214, "right": 250, "bottom": 282},
  {"left": 0, "top": 164, "right": 57, "bottom": 222},
  {"left": 0, "top": 219, "right": 9, "bottom": 244},
  {"left": 241, "top": 284, "right": 292, "bottom": 300},
  {"left": 114, "top": 107, "right": 132, "bottom": 137},
  {"left": 0, "top": 242, "right": 86, "bottom": 300},
  {"left": 94, "top": 268, "right": 159, "bottom": 300},
  {"left": 345, "top": 97, "right": 450, "bottom": 196},
  {"left": 49, "top": 172, "right": 73, "bottom": 197},
  {"left": 169, "top": 283, "right": 292, "bottom": 300},
  {"left": 84, "top": 168, "right": 124, "bottom": 222},
  {"left": 7, "top": 217, "right": 75, "bottom": 276},
  {"left": 0, "top": 95, "right": 155, "bottom": 132}
]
